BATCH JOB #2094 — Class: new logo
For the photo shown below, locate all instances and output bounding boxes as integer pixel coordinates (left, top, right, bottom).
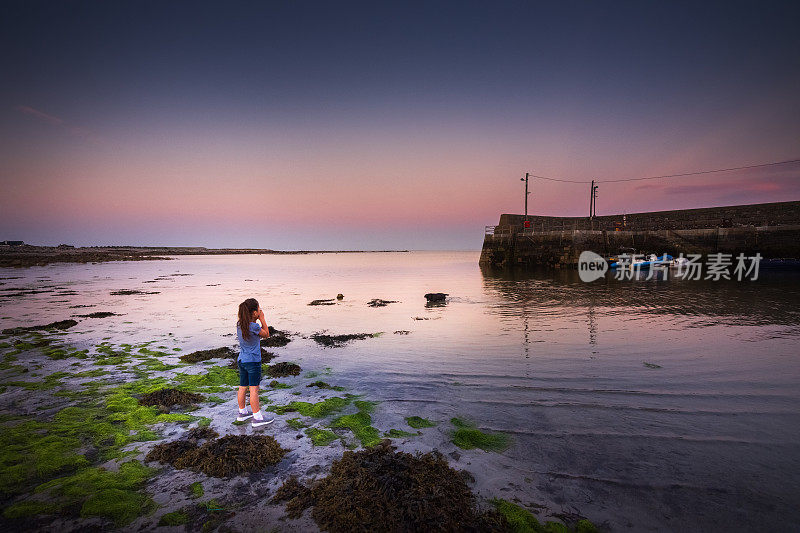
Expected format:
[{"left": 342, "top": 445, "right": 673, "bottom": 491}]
[{"left": 578, "top": 251, "right": 608, "bottom": 282}]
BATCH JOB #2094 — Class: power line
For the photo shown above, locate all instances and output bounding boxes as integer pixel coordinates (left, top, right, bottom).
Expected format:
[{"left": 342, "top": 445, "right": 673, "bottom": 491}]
[{"left": 525, "top": 157, "right": 800, "bottom": 185}]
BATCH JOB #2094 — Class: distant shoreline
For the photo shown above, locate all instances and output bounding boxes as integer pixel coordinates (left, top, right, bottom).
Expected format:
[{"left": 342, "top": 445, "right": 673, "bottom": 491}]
[{"left": 0, "top": 245, "right": 410, "bottom": 268}]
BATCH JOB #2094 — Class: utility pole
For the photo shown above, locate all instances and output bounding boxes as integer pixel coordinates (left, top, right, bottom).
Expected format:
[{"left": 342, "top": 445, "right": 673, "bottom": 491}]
[
  {"left": 521, "top": 173, "right": 531, "bottom": 228},
  {"left": 589, "top": 180, "right": 599, "bottom": 229}
]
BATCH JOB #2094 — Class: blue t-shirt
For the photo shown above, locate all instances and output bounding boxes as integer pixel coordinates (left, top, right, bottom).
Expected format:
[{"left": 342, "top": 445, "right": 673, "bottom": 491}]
[{"left": 237, "top": 321, "right": 262, "bottom": 363}]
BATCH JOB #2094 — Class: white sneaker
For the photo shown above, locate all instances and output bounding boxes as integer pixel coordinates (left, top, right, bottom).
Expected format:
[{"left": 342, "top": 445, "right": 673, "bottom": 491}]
[
  {"left": 252, "top": 416, "right": 274, "bottom": 427},
  {"left": 236, "top": 409, "right": 253, "bottom": 422}
]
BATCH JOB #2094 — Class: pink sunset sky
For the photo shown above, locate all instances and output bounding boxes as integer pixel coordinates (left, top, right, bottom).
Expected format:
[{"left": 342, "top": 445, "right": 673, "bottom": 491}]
[{"left": 1, "top": 2, "right": 798, "bottom": 249}]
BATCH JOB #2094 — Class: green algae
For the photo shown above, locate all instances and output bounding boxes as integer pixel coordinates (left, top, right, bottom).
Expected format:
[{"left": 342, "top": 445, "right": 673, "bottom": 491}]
[
  {"left": 286, "top": 417, "right": 308, "bottom": 429},
  {"left": 491, "top": 498, "right": 597, "bottom": 533},
  {"left": 0, "top": 422, "right": 89, "bottom": 495},
  {"left": 306, "top": 427, "right": 340, "bottom": 446},
  {"left": 137, "top": 358, "right": 180, "bottom": 371},
  {"left": 269, "top": 379, "right": 293, "bottom": 389},
  {"left": 575, "top": 521, "right": 600, "bottom": 533},
  {"left": 306, "top": 380, "right": 346, "bottom": 391},
  {"left": 35, "top": 461, "right": 157, "bottom": 526},
  {"left": 385, "top": 429, "right": 417, "bottom": 438},
  {"left": 269, "top": 396, "right": 350, "bottom": 418},
  {"left": 190, "top": 481, "right": 204, "bottom": 498},
  {"left": 330, "top": 411, "right": 381, "bottom": 447},
  {"left": 492, "top": 498, "right": 542, "bottom": 532},
  {"left": 174, "top": 366, "right": 239, "bottom": 392},
  {"left": 451, "top": 418, "right": 509, "bottom": 452},
  {"left": 405, "top": 416, "right": 436, "bottom": 429},
  {"left": 95, "top": 346, "right": 131, "bottom": 365},
  {"left": 353, "top": 400, "right": 378, "bottom": 413},
  {"left": 6, "top": 371, "right": 70, "bottom": 391},
  {"left": 159, "top": 510, "right": 189, "bottom": 525},
  {"left": 2, "top": 500, "right": 58, "bottom": 519},
  {"left": 73, "top": 369, "right": 110, "bottom": 378}
]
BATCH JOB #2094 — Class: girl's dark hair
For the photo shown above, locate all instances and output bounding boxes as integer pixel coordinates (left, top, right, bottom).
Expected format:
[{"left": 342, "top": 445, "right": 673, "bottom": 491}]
[{"left": 237, "top": 298, "right": 259, "bottom": 340}]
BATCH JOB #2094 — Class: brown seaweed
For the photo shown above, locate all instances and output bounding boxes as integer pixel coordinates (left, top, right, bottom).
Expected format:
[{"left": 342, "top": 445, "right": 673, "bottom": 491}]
[
  {"left": 110, "top": 289, "right": 159, "bottom": 295},
  {"left": 138, "top": 388, "right": 204, "bottom": 410},
  {"left": 2, "top": 319, "right": 78, "bottom": 334},
  {"left": 308, "top": 299, "right": 337, "bottom": 306},
  {"left": 272, "top": 475, "right": 314, "bottom": 518},
  {"left": 267, "top": 362, "right": 301, "bottom": 377},
  {"left": 180, "top": 346, "right": 236, "bottom": 363},
  {"left": 261, "top": 327, "right": 292, "bottom": 347},
  {"left": 311, "top": 333, "right": 375, "bottom": 348},
  {"left": 185, "top": 427, "right": 219, "bottom": 441},
  {"left": 273, "top": 441, "right": 508, "bottom": 532},
  {"left": 146, "top": 439, "right": 199, "bottom": 465},
  {"left": 179, "top": 435, "right": 288, "bottom": 477},
  {"left": 146, "top": 435, "right": 288, "bottom": 478},
  {"left": 367, "top": 299, "right": 398, "bottom": 307}
]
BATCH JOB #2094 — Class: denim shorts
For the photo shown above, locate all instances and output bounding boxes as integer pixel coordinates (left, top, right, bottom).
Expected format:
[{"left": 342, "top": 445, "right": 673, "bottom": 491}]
[{"left": 238, "top": 361, "right": 262, "bottom": 386}]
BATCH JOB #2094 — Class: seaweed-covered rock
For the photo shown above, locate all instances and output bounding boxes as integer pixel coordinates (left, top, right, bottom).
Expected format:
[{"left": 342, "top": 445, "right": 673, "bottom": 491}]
[
  {"left": 272, "top": 475, "right": 314, "bottom": 518},
  {"left": 74, "top": 311, "right": 117, "bottom": 318},
  {"left": 146, "top": 435, "right": 288, "bottom": 478},
  {"left": 146, "top": 439, "right": 199, "bottom": 465},
  {"left": 2, "top": 319, "right": 78, "bottom": 334},
  {"left": 276, "top": 442, "right": 506, "bottom": 532},
  {"left": 262, "top": 327, "right": 292, "bottom": 347},
  {"left": 367, "top": 299, "right": 398, "bottom": 307},
  {"left": 177, "top": 435, "right": 288, "bottom": 477},
  {"left": 309, "top": 299, "right": 336, "bottom": 306},
  {"left": 267, "top": 362, "right": 301, "bottom": 377},
  {"left": 138, "top": 388, "right": 204, "bottom": 410},
  {"left": 186, "top": 427, "right": 219, "bottom": 441},
  {"left": 180, "top": 347, "right": 236, "bottom": 363},
  {"left": 110, "top": 289, "right": 159, "bottom": 295},
  {"left": 424, "top": 293, "right": 448, "bottom": 302},
  {"left": 311, "top": 333, "right": 376, "bottom": 348}
]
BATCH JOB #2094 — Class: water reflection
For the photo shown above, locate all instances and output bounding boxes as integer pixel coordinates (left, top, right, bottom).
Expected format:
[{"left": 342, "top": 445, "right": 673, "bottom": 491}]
[{"left": 480, "top": 265, "right": 800, "bottom": 329}]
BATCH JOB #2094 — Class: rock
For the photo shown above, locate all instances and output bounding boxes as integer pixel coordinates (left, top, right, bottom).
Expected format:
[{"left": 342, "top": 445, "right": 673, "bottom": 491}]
[
  {"left": 336, "top": 294, "right": 344, "bottom": 300},
  {"left": 309, "top": 299, "right": 336, "bottom": 306},
  {"left": 424, "top": 293, "right": 448, "bottom": 302},
  {"left": 367, "top": 299, "right": 398, "bottom": 307},
  {"left": 449, "top": 451, "right": 461, "bottom": 461}
]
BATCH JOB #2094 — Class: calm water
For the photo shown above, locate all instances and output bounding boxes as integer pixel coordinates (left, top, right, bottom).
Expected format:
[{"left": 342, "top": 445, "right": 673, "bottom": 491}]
[{"left": 1, "top": 251, "right": 799, "bottom": 532}]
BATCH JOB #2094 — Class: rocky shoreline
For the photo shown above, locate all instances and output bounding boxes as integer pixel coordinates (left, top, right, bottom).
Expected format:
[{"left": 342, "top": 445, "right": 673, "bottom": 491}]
[
  {"left": 0, "top": 246, "right": 408, "bottom": 268},
  {"left": 0, "top": 320, "right": 600, "bottom": 532}
]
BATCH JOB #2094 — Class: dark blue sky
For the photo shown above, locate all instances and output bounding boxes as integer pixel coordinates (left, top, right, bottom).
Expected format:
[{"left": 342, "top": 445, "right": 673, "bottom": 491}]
[{"left": 1, "top": 1, "right": 798, "bottom": 248}]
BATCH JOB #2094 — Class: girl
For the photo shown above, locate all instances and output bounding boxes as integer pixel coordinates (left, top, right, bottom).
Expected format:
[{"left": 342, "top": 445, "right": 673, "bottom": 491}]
[{"left": 236, "top": 298, "right": 274, "bottom": 427}]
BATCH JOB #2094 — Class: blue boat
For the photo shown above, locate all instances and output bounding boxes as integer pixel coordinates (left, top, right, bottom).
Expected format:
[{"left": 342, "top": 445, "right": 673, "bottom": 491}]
[{"left": 610, "top": 253, "right": 673, "bottom": 270}]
